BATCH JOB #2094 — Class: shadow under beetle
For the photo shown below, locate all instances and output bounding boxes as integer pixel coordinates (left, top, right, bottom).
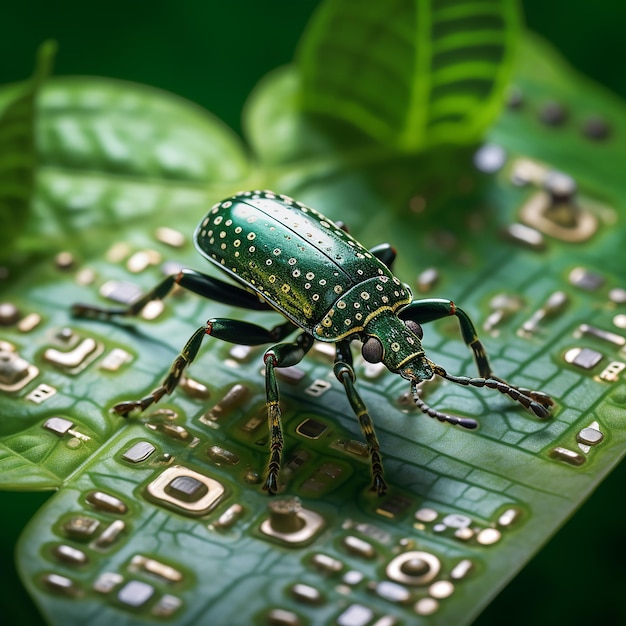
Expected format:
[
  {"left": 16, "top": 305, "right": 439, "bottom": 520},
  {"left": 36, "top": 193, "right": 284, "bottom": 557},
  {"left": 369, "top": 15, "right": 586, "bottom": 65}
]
[{"left": 73, "top": 190, "right": 554, "bottom": 495}]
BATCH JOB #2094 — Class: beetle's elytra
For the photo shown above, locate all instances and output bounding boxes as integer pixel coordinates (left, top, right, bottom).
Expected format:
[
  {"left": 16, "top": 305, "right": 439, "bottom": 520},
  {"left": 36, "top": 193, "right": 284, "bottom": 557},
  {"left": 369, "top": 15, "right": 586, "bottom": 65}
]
[{"left": 73, "top": 190, "right": 554, "bottom": 495}]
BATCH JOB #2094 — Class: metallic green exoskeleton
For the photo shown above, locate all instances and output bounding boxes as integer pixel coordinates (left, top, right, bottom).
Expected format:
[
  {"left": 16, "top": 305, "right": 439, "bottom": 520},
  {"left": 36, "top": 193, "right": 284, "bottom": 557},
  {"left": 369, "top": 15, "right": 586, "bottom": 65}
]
[{"left": 73, "top": 190, "right": 554, "bottom": 495}]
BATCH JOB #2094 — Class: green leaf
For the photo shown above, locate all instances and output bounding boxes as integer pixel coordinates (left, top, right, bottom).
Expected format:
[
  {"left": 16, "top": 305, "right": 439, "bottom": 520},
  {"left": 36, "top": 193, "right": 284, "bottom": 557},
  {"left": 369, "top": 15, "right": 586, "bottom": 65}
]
[
  {"left": 3, "top": 29, "right": 626, "bottom": 626},
  {"left": 19, "top": 77, "right": 253, "bottom": 258},
  {"left": 0, "top": 41, "right": 55, "bottom": 262},
  {"left": 298, "top": 0, "right": 520, "bottom": 152}
]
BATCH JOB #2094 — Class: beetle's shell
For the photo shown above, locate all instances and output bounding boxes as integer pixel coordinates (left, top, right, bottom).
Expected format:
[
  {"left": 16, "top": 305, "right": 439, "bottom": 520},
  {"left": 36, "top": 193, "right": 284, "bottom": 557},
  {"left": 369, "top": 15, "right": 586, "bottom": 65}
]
[{"left": 194, "top": 191, "right": 411, "bottom": 340}]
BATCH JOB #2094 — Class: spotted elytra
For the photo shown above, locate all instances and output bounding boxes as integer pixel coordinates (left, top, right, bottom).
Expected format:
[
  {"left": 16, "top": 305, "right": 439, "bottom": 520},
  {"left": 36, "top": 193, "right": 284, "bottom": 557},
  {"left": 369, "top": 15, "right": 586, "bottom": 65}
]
[{"left": 73, "top": 190, "right": 554, "bottom": 495}]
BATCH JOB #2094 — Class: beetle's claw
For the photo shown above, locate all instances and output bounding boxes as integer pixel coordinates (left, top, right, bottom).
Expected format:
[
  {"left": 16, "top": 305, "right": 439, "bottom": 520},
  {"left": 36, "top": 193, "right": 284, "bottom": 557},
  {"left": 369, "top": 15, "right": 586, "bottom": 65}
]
[
  {"left": 112, "top": 400, "right": 140, "bottom": 417},
  {"left": 371, "top": 475, "right": 387, "bottom": 496},
  {"left": 530, "top": 400, "right": 552, "bottom": 419},
  {"left": 263, "top": 474, "right": 279, "bottom": 495}
]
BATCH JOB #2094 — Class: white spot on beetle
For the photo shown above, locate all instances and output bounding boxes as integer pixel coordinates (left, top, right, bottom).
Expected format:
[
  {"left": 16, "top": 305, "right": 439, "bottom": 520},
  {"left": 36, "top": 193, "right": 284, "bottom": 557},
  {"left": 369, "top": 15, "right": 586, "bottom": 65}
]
[
  {"left": 247, "top": 233, "right": 256, "bottom": 240},
  {"left": 221, "top": 201, "right": 232, "bottom": 209},
  {"left": 214, "top": 216, "right": 223, "bottom": 225},
  {"left": 273, "top": 248, "right": 281, "bottom": 256},
  {"left": 288, "top": 258, "right": 297, "bottom": 265}
]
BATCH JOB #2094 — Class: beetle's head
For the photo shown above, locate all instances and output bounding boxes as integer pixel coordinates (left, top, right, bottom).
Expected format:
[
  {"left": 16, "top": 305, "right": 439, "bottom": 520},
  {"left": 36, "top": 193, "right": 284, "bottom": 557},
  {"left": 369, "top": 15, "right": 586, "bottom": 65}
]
[{"left": 361, "top": 315, "right": 433, "bottom": 382}]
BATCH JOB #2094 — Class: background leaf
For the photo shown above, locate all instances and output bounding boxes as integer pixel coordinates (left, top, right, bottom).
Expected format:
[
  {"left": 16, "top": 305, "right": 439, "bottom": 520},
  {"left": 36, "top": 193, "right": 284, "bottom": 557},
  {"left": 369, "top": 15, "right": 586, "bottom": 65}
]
[
  {"left": 16, "top": 77, "right": 252, "bottom": 258},
  {"left": 0, "top": 41, "right": 55, "bottom": 261},
  {"left": 298, "top": 0, "right": 520, "bottom": 151}
]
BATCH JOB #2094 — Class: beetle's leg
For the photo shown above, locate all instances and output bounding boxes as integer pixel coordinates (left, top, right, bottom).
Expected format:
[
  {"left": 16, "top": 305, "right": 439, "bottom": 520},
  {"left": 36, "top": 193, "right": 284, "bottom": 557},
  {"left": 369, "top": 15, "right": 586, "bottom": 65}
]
[
  {"left": 333, "top": 340, "right": 387, "bottom": 496},
  {"left": 112, "top": 318, "right": 296, "bottom": 416},
  {"left": 400, "top": 298, "right": 493, "bottom": 376},
  {"left": 262, "top": 333, "right": 315, "bottom": 494},
  {"left": 369, "top": 243, "right": 396, "bottom": 271},
  {"left": 399, "top": 298, "right": 553, "bottom": 412},
  {"left": 72, "top": 268, "right": 273, "bottom": 320}
]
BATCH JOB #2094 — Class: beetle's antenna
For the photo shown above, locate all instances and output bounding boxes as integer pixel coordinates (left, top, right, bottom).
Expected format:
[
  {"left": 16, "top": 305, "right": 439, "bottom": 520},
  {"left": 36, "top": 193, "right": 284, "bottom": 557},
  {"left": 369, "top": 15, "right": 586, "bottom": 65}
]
[
  {"left": 410, "top": 381, "right": 478, "bottom": 429},
  {"left": 431, "top": 363, "right": 553, "bottom": 418}
]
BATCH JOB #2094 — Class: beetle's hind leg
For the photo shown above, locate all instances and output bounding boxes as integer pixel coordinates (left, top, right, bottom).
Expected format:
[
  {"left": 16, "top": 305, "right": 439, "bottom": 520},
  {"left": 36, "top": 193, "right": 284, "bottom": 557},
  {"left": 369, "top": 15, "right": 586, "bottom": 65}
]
[
  {"left": 262, "top": 333, "right": 315, "bottom": 494},
  {"left": 72, "top": 268, "right": 273, "bottom": 320},
  {"left": 111, "top": 318, "right": 296, "bottom": 416},
  {"left": 333, "top": 340, "right": 387, "bottom": 496}
]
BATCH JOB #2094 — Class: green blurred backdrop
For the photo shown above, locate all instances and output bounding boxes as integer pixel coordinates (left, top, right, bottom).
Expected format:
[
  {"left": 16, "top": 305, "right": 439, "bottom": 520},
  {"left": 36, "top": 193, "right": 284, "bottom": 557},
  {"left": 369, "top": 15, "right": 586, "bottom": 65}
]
[{"left": 0, "top": 1, "right": 625, "bottom": 624}]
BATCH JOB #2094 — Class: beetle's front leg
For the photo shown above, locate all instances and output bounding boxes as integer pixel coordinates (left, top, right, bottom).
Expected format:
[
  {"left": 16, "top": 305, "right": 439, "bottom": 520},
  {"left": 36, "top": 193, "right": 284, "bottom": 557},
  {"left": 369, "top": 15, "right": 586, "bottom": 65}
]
[
  {"left": 333, "top": 340, "right": 387, "bottom": 495},
  {"left": 262, "top": 333, "right": 314, "bottom": 494},
  {"left": 113, "top": 318, "right": 296, "bottom": 416}
]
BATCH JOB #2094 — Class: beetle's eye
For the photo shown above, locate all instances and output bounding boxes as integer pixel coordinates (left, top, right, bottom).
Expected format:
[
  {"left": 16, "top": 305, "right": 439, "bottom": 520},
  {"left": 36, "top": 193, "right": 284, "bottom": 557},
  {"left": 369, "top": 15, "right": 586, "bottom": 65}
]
[
  {"left": 404, "top": 319, "right": 423, "bottom": 339},
  {"left": 362, "top": 336, "right": 384, "bottom": 363}
]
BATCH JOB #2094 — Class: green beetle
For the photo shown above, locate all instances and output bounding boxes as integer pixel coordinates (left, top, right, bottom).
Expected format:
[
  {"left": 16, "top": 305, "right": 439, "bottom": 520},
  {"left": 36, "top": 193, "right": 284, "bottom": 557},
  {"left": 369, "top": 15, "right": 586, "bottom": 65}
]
[{"left": 74, "top": 190, "right": 553, "bottom": 495}]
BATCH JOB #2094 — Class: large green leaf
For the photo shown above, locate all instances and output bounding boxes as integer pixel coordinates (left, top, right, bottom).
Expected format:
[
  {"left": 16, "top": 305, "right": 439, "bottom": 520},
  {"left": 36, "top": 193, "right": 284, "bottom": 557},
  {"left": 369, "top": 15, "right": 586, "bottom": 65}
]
[
  {"left": 2, "top": 27, "right": 626, "bottom": 626},
  {"left": 298, "top": 0, "right": 520, "bottom": 151}
]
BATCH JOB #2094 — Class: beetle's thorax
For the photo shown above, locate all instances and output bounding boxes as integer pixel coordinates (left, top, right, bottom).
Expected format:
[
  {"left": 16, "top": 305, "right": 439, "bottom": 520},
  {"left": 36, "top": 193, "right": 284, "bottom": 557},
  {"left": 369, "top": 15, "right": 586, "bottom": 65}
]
[
  {"left": 362, "top": 314, "right": 433, "bottom": 382},
  {"left": 314, "top": 275, "right": 412, "bottom": 341}
]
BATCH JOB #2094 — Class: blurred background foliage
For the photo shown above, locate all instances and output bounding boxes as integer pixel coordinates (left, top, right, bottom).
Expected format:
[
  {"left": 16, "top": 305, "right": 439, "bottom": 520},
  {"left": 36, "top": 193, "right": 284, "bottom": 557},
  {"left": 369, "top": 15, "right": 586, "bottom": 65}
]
[{"left": 0, "top": 1, "right": 625, "bottom": 624}]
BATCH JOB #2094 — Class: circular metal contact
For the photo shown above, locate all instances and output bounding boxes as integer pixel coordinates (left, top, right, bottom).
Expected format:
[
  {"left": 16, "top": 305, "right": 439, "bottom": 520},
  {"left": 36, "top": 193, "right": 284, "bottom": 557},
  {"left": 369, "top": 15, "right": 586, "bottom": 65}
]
[{"left": 386, "top": 551, "right": 441, "bottom": 586}]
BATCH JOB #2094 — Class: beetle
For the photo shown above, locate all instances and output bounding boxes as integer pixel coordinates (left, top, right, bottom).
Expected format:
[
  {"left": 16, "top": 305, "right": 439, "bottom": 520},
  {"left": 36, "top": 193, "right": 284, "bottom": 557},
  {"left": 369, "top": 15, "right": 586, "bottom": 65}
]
[{"left": 73, "top": 190, "right": 553, "bottom": 495}]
